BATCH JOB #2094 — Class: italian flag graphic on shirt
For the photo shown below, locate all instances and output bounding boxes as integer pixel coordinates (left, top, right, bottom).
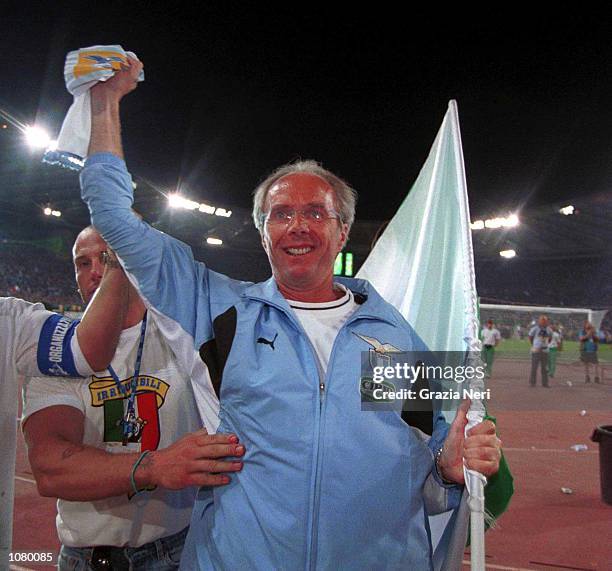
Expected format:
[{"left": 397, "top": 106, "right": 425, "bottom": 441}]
[{"left": 89, "top": 374, "right": 170, "bottom": 451}]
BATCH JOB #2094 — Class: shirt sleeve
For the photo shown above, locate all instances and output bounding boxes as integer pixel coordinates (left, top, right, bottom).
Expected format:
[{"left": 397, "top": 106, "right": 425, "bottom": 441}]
[
  {"left": 429, "top": 413, "right": 462, "bottom": 506},
  {"left": 405, "top": 322, "right": 463, "bottom": 508},
  {"left": 22, "top": 375, "right": 84, "bottom": 426},
  {"left": 80, "top": 153, "right": 215, "bottom": 367},
  {"left": 14, "top": 300, "right": 87, "bottom": 378}
]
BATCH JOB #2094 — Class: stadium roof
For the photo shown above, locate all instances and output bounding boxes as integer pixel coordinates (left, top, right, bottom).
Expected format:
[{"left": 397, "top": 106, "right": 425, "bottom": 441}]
[{"left": 0, "top": 142, "right": 610, "bottom": 265}]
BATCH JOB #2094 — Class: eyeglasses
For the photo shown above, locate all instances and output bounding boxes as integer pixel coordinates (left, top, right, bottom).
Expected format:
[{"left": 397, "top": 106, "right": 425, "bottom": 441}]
[{"left": 263, "top": 206, "right": 341, "bottom": 226}]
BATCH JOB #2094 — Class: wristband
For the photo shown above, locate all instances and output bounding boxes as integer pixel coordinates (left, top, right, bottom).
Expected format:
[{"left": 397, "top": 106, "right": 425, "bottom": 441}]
[
  {"left": 101, "top": 250, "right": 121, "bottom": 269},
  {"left": 130, "top": 450, "right": 151, "bottom": 495}
]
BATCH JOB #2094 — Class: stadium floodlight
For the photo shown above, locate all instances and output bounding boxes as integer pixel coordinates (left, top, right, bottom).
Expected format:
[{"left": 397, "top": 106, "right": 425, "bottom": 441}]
[
  {"left": 499, "top": 249, "right": 516, "bottom": 258},
  {"left": 505, "top": 214, "right": 519, "bottom": 227},
  {"left": 206, "top": 237, "right": 223, "bottom": 245},
  {"left": 43, "top": 206, "right": 61, "bottom": 217},
  {"left": 168, "top": 194, "right": 199, "bottom": 210},
  {"left": 168, "top": 194, "right": 182, "bottom": 208},
  {"left": 485, "top": 217, "right": 503, "bottom": 229},
  {"left": 215, "top": 207, "right": 232, "bottom": 218},
  {"left": 559, "top": 205, "right": 575, "bottom": 216},
  {"left": 199, "top": 203, "right": 216, "bottom": 215},
  {"left": 480, "top": 214, "right": 520, "bottom": 229},
  {"left": 168, "top": 193, "right": 232, "bottom": 218},
  {"left": 470, "top": 220, "right": 485, "bottom": 230},
  {"left": 24, "top": 125, "right": 51, "bottom": 149}
]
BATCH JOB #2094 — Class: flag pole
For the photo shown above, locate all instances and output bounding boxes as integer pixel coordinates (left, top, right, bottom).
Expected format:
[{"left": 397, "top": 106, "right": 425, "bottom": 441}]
[{"left": 448, "top": 99, "right": 486, "bottom": 571}]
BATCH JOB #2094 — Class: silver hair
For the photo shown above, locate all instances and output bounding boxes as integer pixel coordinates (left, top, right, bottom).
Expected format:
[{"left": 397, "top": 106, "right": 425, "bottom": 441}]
[{"left": 252, "top": 160, "right": 357, "bottom": 233}]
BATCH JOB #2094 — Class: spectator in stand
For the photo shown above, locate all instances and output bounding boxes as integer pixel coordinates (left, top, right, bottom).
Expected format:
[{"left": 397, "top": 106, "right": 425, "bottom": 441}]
[
  {"left": 481, "top": 319, "right": 501, "bottom": 378},
  {"left": 579, "top": 321, "right": 601, "bottom": 383},
  {"left": 528, "top": 315, "right": 553, "bottom": 387},
  {"left": 547, "top": 323, "right": 563, "bottom": 378}
]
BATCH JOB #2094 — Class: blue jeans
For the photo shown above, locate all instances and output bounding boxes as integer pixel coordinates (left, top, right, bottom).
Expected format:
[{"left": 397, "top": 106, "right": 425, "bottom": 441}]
[{"left": 58, "top": 526, "right": 187, "bottom": 570}]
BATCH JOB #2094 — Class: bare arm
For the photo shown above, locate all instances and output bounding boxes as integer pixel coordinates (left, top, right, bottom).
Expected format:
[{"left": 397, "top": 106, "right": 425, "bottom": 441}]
[
  {"left": 77, "top": 257, "right": 128, "bottom": 371},
  {"left": 24, "top": 406, "right": 244, "bottom": 501},
  {"left": 88, "top": 57, "right": 143, "bottom": 159}
]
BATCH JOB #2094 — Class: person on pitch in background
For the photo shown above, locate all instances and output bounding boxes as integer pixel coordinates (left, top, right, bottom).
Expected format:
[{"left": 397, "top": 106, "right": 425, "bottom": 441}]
[
  {"left": 579, "top": 321, "right": 601, "bottom": 383},
  {"left": 1, "top": 249, "right": 128, "bottom": 569},
  {"left": 481, "top": 319, "right": 501, "bottom": 378},
  {"left": 528, "top": 314, "right": 553, "bottom": 387},
  {"left": 80, "top": 55, "right": 502, "bottom": 570},
  {"left": 23, "top": 227, "right": 244, "bottom": 571}
]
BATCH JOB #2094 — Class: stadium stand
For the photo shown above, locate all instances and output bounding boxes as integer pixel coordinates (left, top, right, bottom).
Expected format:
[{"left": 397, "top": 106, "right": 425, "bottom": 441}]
[
  {"left": 0, "top": 241, "right": 81, "bottom": 308},
  {"left": 475, "top": 257, "right": 612, "bottom": 308}
]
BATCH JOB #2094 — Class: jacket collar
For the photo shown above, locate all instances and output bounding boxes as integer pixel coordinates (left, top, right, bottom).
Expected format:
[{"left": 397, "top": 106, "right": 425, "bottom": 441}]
[{"left": 242, "top": 276, "right": 398, "bottom": 327}]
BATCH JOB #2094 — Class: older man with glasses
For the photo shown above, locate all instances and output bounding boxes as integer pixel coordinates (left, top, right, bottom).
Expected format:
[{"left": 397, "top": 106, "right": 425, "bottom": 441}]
[{"left": 80, "top": 56, "right": 501, "bottom": 570}]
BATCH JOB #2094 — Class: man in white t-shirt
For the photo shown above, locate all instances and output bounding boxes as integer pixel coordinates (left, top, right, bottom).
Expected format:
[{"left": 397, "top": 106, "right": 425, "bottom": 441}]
[
  {"left": 481, "top": 319, "right": 501, "bottom": 378},
  {"left": 528, "top": 315, "right": 553, "bottom": 387},
  {"left": 23, "top": 227, "right": 244, "bottom": 571},
  {"left": 1, "top": 255, "right": 128, "bottom": 569}
]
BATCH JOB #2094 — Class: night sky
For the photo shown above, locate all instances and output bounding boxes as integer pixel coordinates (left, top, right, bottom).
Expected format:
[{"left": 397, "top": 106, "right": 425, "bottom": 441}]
[{"left": 2, "top": 5, "right": 612, "bottom": 221}]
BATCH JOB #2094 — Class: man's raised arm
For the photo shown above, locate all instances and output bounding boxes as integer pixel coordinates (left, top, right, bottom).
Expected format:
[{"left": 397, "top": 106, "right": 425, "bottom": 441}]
[
  {"left": 88, "top": 57, "right": 141, "bottom": 159},
  {"left": 81, "top": 57, "right": 210, "bottom": 350},
  {"left": 76, "top": 250, "right": 128, "bottom": 372}
]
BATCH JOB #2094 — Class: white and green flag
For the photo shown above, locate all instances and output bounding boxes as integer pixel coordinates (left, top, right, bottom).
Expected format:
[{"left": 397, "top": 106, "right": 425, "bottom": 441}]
[{"left": 358, "top": 100, "right": 512, "bottom": 570}]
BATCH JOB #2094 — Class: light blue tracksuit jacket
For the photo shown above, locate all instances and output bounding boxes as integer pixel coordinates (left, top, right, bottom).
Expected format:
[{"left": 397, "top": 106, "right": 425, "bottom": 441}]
[{"left": 81, "top": 153, "right": 461, "bottom": 570}]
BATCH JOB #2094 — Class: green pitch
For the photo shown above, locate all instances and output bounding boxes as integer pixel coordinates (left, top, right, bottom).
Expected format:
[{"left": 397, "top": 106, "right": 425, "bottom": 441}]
[{"left": 494, "top": 339, "right": 611, "bottom": 363}]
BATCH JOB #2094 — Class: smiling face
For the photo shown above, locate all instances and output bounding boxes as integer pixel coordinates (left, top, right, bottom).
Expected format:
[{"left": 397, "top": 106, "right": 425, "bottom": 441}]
[
  {"left": 261, "top": 173, "right": 348, "bottom": 301},
  {"left": 73, "top": 227, "right": 107, "bottom": 305}
]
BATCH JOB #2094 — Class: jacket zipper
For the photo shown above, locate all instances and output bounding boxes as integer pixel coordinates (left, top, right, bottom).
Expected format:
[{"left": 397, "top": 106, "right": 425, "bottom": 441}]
[
  {"left": 245, "top": 294, "right": 389, "bottom": 570},
  {"left": 307, "top": 311, "right": 388, "bottom": 570}
]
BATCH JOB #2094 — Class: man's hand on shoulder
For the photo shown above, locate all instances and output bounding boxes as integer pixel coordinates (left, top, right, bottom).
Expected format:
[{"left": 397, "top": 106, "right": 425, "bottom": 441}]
[
  {"left": 437, "top": 400, "right": 502, "bottom": 485},
  {"left": 136, "top": 428, "right": 245, "bottom": 490}
]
